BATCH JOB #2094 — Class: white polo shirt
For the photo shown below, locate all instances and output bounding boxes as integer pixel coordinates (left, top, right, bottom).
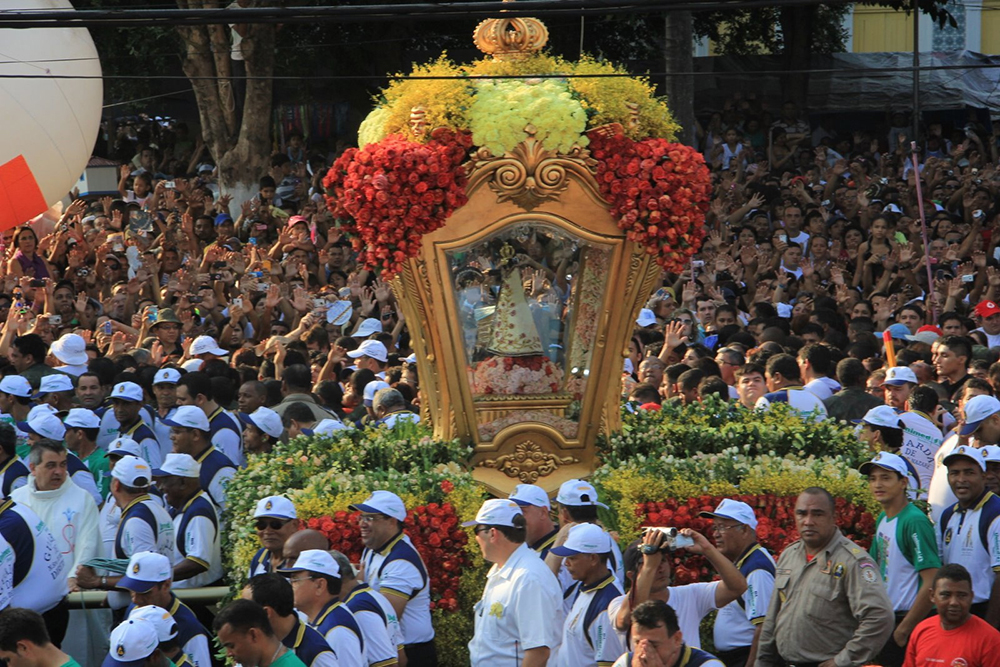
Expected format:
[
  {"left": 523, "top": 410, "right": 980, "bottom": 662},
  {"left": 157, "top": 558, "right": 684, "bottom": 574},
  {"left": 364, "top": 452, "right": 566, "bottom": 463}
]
[
  {"left": 928, "top": 433, "right": 960, "bottom": 525},
  {"left": 755, "top": 387, "right": 828, "bottom": 422},
  {"left": 0, "top": 499, "right": 68, "bottom": 613},
  {"left": 171, "top": 491, "right": 222, "bottom": 589},
  {"left": 469, "top": 543, "right": 564, "bottom": 664},
  {"left": 898, "top": 410, "right": 943, "bottom": 494},
  {"left": 0, "top": 531, "right": 12, "bottom": 610},
  {"left": 343, "top": 582, "right": 404, "bottom": 667},
  {"left": 714, "top": 545, "right": 775, "bottom": 651},
  {"left": 361, "top": 532, "right": 434, "bottom": 645},
  {"left": 609, "top": 581, "right": 719, "bottom": 650},
  {"left": 554, "top": 573, "right": 625, "bottom": 667},
  {"left": 937, "top": 491, "right": 1000, "bottom": 603},
  {"left": 871, "top": 503, "right": 940, "bottom": 611}
]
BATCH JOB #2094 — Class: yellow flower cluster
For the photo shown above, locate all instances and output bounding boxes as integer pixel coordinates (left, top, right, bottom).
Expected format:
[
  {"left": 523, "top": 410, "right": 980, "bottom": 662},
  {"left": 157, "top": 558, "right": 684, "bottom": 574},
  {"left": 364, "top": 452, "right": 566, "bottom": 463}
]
[
  {"left": 469, "top": 79, "right": 588, "bottom": 156},
  {"left": 356, "top": 51, "right": 680, "bottom": 148}
]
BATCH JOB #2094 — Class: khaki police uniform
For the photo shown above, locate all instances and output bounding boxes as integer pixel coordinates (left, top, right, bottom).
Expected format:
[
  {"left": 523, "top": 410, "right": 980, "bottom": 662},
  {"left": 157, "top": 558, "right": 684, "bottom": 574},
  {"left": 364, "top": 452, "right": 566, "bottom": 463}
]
[{"left": 756, "top": 531, "right": 894, "bottom": 667}]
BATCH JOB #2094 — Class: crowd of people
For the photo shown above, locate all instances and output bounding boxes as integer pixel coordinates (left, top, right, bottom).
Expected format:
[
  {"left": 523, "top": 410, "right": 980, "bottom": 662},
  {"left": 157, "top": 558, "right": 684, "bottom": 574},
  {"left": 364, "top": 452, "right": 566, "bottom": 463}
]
[{"left": 0, "top": 97, "right": 1000, "bottom": 666}]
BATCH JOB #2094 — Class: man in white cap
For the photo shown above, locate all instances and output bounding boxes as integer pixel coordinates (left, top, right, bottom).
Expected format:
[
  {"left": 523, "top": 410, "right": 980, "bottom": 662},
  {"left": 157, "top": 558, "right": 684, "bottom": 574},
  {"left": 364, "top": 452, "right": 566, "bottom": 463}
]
[
  {"left": 856, "top": 405, "right": 921, "bottom": 496},
  {"left": 696, "top": 499, "right": 775, "bottom": 667},
  {"left": 881, "top": 367, "right": 918, "bottom": 411},
  {"left": 65, "top": 407, "right": 111, "bottom": 499},
  {"left": 163, "top": 405, "right": 236, "bottom": 511},
  {"left": 34, "top": 373, "right": 74, "bottom": 412},
  {"left": 279, "top": 549, "right": 365, "bottom": 667},
  {"left": 984, "top": 445, "right": 1000, "bottom": 495},
  {"left": 0, "top": 494, "right": 69, "bottom": 643},
  {"left": 103, "top": 613, "right": 169, "bottom": 667},
  {"left": 348, "top": 340, "right": 389, "bottom": 379},
  {"left": 13, "top": 439, "right": 100, "bottom": 594},
  {"left": 188, "top": 335, "right": 229, "bottom": 362},
  {"left": 861, "top": 452, "right": 941, "bottom": 667},
  {"left": 128, "top": 604, "right": 192, "bottom": 667},
  {"left": 50, "top": 332, "right": 89, "bottom": 377},
  {"left": 549, "top": 523, "right": 626, "bottom": 666},
  {"left": 938, "top": 445, "right": 1000, "bottom": 623},
  {"left": 176, "top": 372, "right": 243, "bottom": 468},
  {"left": 238, "top": 407, "right": 285, "bottom": 457},
  {"left": 0, "top": 607, "right": 80, "bottom": 666},
  {"left": 466, "top": 498, "right": 563, "bottom": 667},
  {"left": 19, "top": 410, "right": 101, "bottom": 506},
  {"left": 328, "top": 549, "right": 405, "bottom": 667},
  {"left": 249, "top": 496, "right": 300, "bottom": 578},
  {"left": 111, "top": 381, "right": 163, "bottom": 469},
  {"left": 0, "top": 375, "right": 34, "bottom": 453},
  {"left": 242, "top": 573, "right": 338, "bottom": 667},
  {"left": 151, "top": 368, "right": 182, "bottom": 463},
  {"left": 151, "top": 453, "right": 222, "bottom": 590},
  {"left": 352, "top": 318, "right": 382, "bottom": 339},
  {"left": 352, "top": 490, "right": 436, "bottom": 664},
  {"left": 546, "top": 479, "right": 625, "bottom": 602},
  {"left": 509, "top": 483, "right": 560, "bottom": 558},
  {"left": 75, "top": 456, "right": 176, "bottom": 603},
  {"left": 0, "top": 422, "right": 28, "bottom": 498},
  {"left": 113, "top": 551, "right": 213, "bottom": 667}
]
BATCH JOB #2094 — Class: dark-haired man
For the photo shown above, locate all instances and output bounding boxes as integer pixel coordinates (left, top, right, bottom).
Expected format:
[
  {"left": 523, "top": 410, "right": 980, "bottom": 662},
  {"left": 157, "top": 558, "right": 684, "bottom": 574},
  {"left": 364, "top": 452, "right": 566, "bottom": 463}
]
[
  {"left": 0, "top": 607, "right": 80, "bottom": 666},
  {"left": 933, "top": 335, "right": 973, "bottom": 402},
  {"left": 612, "top": 600, "right": 725, "bottom": 667},
  {"left": 798, "top": 343, "right": 841, "bottom": 400},
  {"left": 756, "top": 354, "right": 828, "bottom": 422},
  {"left": 242, "top": 574, "right": 338, "bottom": 667},
  {"left": 176, "top": 372, "right": 243, "bottom": 468},
  {"left": 9, "top": 334, "right": 57, "bottom": 389},
  {"left": 466, "top": 498, "right": 562, "bottom": 667},
  {"left": 756, "top": 488, "right": 894, "bottom": 667},
  {"left": 903, "top": 564, "right": 1000, "bottom": 667},
  {"left": 824, "top": 358, "right": 884, "bottom": 423},
  {"left": 214, "top": 599, "right": 307, "bottom": 667},
  {"left": 862, "top": 452, "right": 940, "bottom": 667}
]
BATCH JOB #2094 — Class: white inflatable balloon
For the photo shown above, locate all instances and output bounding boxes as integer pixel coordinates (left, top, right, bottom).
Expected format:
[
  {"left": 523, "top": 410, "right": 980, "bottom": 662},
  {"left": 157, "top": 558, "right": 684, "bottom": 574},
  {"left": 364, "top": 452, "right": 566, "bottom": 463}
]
[{"left": 0, "top": 0, "right": 103, "bottom": 227}]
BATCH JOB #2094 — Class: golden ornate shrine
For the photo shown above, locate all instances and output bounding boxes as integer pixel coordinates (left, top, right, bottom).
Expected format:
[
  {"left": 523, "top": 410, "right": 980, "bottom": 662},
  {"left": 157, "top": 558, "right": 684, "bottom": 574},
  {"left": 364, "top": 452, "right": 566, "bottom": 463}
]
[{"left": 389, "top": 6, "right": 663, "bottom": 496}]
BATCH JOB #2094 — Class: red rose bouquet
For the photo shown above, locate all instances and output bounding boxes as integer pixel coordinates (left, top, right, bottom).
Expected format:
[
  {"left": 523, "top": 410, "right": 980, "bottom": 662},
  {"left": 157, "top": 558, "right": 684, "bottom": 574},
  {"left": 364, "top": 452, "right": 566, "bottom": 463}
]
[{"left": 323, "top": 128, "right": 474, "bottom": 279}]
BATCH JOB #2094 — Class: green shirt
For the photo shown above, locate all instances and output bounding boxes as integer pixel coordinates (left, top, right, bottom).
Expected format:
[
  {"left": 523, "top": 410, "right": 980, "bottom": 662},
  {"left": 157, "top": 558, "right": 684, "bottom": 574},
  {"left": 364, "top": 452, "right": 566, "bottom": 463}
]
[
  {"left": 273, "top": 650, "right": 308, "bottom": 667},
  {"left": 870, "top": 502, "right": 941, "bottom": 611},
  {"left": 80, "top": 447, "right": 111, "bottom": 499},
  {"left": 59, "top": 659, "right": 82, "bottom": 667}
]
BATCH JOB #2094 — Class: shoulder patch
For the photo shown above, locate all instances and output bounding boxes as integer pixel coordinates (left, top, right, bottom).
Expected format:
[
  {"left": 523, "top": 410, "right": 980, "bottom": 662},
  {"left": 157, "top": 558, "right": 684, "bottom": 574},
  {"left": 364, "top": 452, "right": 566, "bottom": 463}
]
[{"left": 861, "top": 567, "right": 878, "bottom": 584}]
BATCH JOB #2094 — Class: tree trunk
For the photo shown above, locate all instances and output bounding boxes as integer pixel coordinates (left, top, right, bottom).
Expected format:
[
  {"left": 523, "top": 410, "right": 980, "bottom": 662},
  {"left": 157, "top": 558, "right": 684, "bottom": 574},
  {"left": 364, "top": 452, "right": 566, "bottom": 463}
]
[
  {"left": 780, "top": 5, "right": 814, "bottom": 107},
  {"left": 663, "top": 11, "right": 696, "bottom": 147},
  {"left": 175, "top": 1, "right": 274, "bottom": 206}
]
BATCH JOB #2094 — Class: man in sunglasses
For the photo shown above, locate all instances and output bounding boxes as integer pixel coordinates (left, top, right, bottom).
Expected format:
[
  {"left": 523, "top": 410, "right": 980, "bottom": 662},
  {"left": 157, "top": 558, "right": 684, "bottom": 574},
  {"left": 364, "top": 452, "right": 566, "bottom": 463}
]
[{"left": 249, "top": 496, "right": 300, "bottom": 579}]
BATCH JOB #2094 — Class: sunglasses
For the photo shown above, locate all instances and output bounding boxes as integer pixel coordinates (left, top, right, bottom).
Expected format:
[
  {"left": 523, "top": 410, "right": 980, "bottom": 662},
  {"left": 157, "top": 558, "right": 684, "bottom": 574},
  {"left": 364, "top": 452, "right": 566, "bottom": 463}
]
[{"left": 255, "top": 518, "right": 291, "bottom": 531}]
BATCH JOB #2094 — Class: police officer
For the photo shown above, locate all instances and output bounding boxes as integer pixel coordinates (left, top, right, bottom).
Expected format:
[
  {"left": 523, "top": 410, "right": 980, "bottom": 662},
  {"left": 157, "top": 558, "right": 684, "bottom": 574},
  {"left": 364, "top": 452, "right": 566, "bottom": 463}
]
[{"left": 757, "top": 487, "right": 894, "bottom": 667}]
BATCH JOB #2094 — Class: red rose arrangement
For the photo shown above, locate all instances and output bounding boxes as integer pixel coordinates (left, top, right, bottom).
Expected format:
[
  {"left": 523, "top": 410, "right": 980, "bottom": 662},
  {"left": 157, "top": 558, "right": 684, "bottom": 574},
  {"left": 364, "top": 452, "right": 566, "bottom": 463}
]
[
  {"left": 589, "top": 131, "right": 711, "bottom": 273},
  {"left": 636, "top": 494, "right": 875, "bottom": 584},
  {"left": 323, "top": 128, "right": 474, "bottom": 279},
  {"left": 305, "top": 499, "right": 469, "bottom": 612}
]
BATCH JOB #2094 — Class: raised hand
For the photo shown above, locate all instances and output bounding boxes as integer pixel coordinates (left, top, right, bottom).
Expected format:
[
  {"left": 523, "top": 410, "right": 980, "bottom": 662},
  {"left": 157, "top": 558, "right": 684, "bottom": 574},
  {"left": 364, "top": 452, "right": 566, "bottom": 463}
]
[{"left": 664, "top": 319, "right": 689, "bottom": 350}]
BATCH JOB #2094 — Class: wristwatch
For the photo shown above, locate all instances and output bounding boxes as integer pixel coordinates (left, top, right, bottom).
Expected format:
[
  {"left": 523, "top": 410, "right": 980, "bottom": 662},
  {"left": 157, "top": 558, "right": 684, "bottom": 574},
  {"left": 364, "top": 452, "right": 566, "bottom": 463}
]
[
  {"left": 639, "top": 544, "right": 660, "bottom": 555},
  {"left": 101, "top": 575, "right": 108, "bottom": 589}
]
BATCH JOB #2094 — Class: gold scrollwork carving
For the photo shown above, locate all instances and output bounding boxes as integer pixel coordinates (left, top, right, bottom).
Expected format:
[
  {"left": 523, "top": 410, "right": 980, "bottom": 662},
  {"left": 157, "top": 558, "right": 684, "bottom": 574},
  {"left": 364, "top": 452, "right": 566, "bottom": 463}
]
[
  {"left": 466, "top": 126, "right": 605, "bottom": 210},
  {"left": 478, "top": 441, "right": 579, "bottom": 483}
]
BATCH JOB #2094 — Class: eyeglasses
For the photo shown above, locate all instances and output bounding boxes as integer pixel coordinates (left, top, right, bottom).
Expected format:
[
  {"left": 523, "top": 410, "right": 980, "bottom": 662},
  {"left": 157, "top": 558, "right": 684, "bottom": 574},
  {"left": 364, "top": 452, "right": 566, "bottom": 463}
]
[
  {"left": 711, "top": 523, "right": 741, "bottom": 534},
  {"left": 289, "top": 576, "right": 317, "bottom": 585},
  {"left": 357, "top": 514, "right": 387, "bottom": 524},
  {"left": 255, "top": 518, "right": 291, "bottom": 531},
  {"left": 474, "top": 526, "right": 493, "bottom": 536}
]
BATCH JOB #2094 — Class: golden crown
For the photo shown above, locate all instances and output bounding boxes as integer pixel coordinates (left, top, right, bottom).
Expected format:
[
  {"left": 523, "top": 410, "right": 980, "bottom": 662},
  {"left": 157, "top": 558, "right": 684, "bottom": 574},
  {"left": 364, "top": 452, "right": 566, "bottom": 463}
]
[{"left": 473, "top": 0, "right": 548, "bottom": 61}]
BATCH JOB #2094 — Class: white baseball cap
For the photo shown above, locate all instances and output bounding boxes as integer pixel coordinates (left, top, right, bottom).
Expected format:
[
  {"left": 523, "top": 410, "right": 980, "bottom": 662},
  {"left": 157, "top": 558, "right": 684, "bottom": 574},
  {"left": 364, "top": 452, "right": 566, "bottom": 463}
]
[
  {"left": 353, "top": 318, "right": 383, "bottom": 338},
  {"left": 404, "top": 352, "right": 418, "bottom": 364},
  {"left": 18, "top": 413, "right": 66, "bottom": 440},
  {"left": 116, "top": 551, "right": 172, "bottom": 593},
  {"left": 278, "top": 549, "right": 341, "bottom": 579},
  {"left": 109, "top": 436, "right": 143, "bottom": 458},
  {"left": 549, "top": 523, "right": 613, "bottom": 557},
  {"left": 254, "top": 495, "right": 297, "bottom": 520},
  {"left": 111, "top": 455, "right": 152, "bottom": 487},
  {"left": 349, "top": 340, "right": 388, "bottom": 363},
  {"left": 943, "top": 444, "right": 988, "bottom": 471},
  {"left": 239, "top": 407, "right": 284, "bottom": 438},
  {"left": 556, "top": 479, "right": 608, "bottom": 509},
  {"left": 153, "top": 368, "right": 182, "bottom": 385},
  {"left": 856, "top": 405, "right": 904, "bottom": 430},
  {"left": 128, "top": 605, "right": 177, "bottom": 642},
  {"left": 461, "top": 498, "right": 523, "bottom": 527},
  {"left": 151, "top": 453, "right": 200, "bottom": 478},
  {"left": 881, "top": 366, "right": 918, "bottom": 386},
  {"left": 302, "top": 418, "right": 350, "bottom": 436},
  {"left": 35, "top": 373, "right": 73, "bottom": 396},
  {"left": 162, "top": 405, "right": 210, "bottom": 431},
  {"left": 51, "top": 333, "right": 88, "bottom": 366},
  {"left": 190, "top": 335, "right": 228, "bottom": 357},
  {"left": 636, "top": 308, "right": 657, "bottom": 327},
  {"left": 27, "top": 403, "right": 57, "bottom": 420},
  {"left": 508, "top": 484, "right": 551, "bottom": 510},
  {"left": 182, "top": 359, "right": 204, "bottom": 372},
  {"left": 983, "top": 445, "right": 1000, "bottom": 464},
  {"left": 64, "top": 407, "right": 101, "bottom": 429},
  {"left": 350, "top": 490, "right": 407, "bottom": 522},
  {"left": 127, "top": 605, "right": 178, "bottom": 642},
  {"left": 326, "top": 301, "right": 353, "bottom": 326},
  {"left": 961, "top": 395, "right": 1000, "bottom": 436},
  {"left": 363, "top": 380, "right": 391, "bottom": 407},
  {"left": 697, "top": 498, "right": 759, "bottom": 529},
  {"left": 104, "top": 618, "right": 160, "bottom": 667},
  {"left": 859, "top": 451, "right": 911, "bottom": 477},
  {"left": 0, "top": 375, "right": 32, "bottom": 398},
  {"left": 111, "top": 381, "right": 144, "bottom": 402}
]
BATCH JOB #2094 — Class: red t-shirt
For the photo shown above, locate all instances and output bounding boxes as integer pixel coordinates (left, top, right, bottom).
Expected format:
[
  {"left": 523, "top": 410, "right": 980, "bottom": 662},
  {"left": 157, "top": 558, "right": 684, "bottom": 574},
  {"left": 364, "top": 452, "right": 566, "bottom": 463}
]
[{"left": 904, "top": 614, "right": 1000, "bottom": 667}]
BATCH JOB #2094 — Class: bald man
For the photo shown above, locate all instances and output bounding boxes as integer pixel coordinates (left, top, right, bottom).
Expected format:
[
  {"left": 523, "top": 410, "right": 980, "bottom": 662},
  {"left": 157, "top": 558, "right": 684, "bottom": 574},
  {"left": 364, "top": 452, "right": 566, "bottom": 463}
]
[{"left": 282, "top": 529, "right": 331, "bottom": 564}]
